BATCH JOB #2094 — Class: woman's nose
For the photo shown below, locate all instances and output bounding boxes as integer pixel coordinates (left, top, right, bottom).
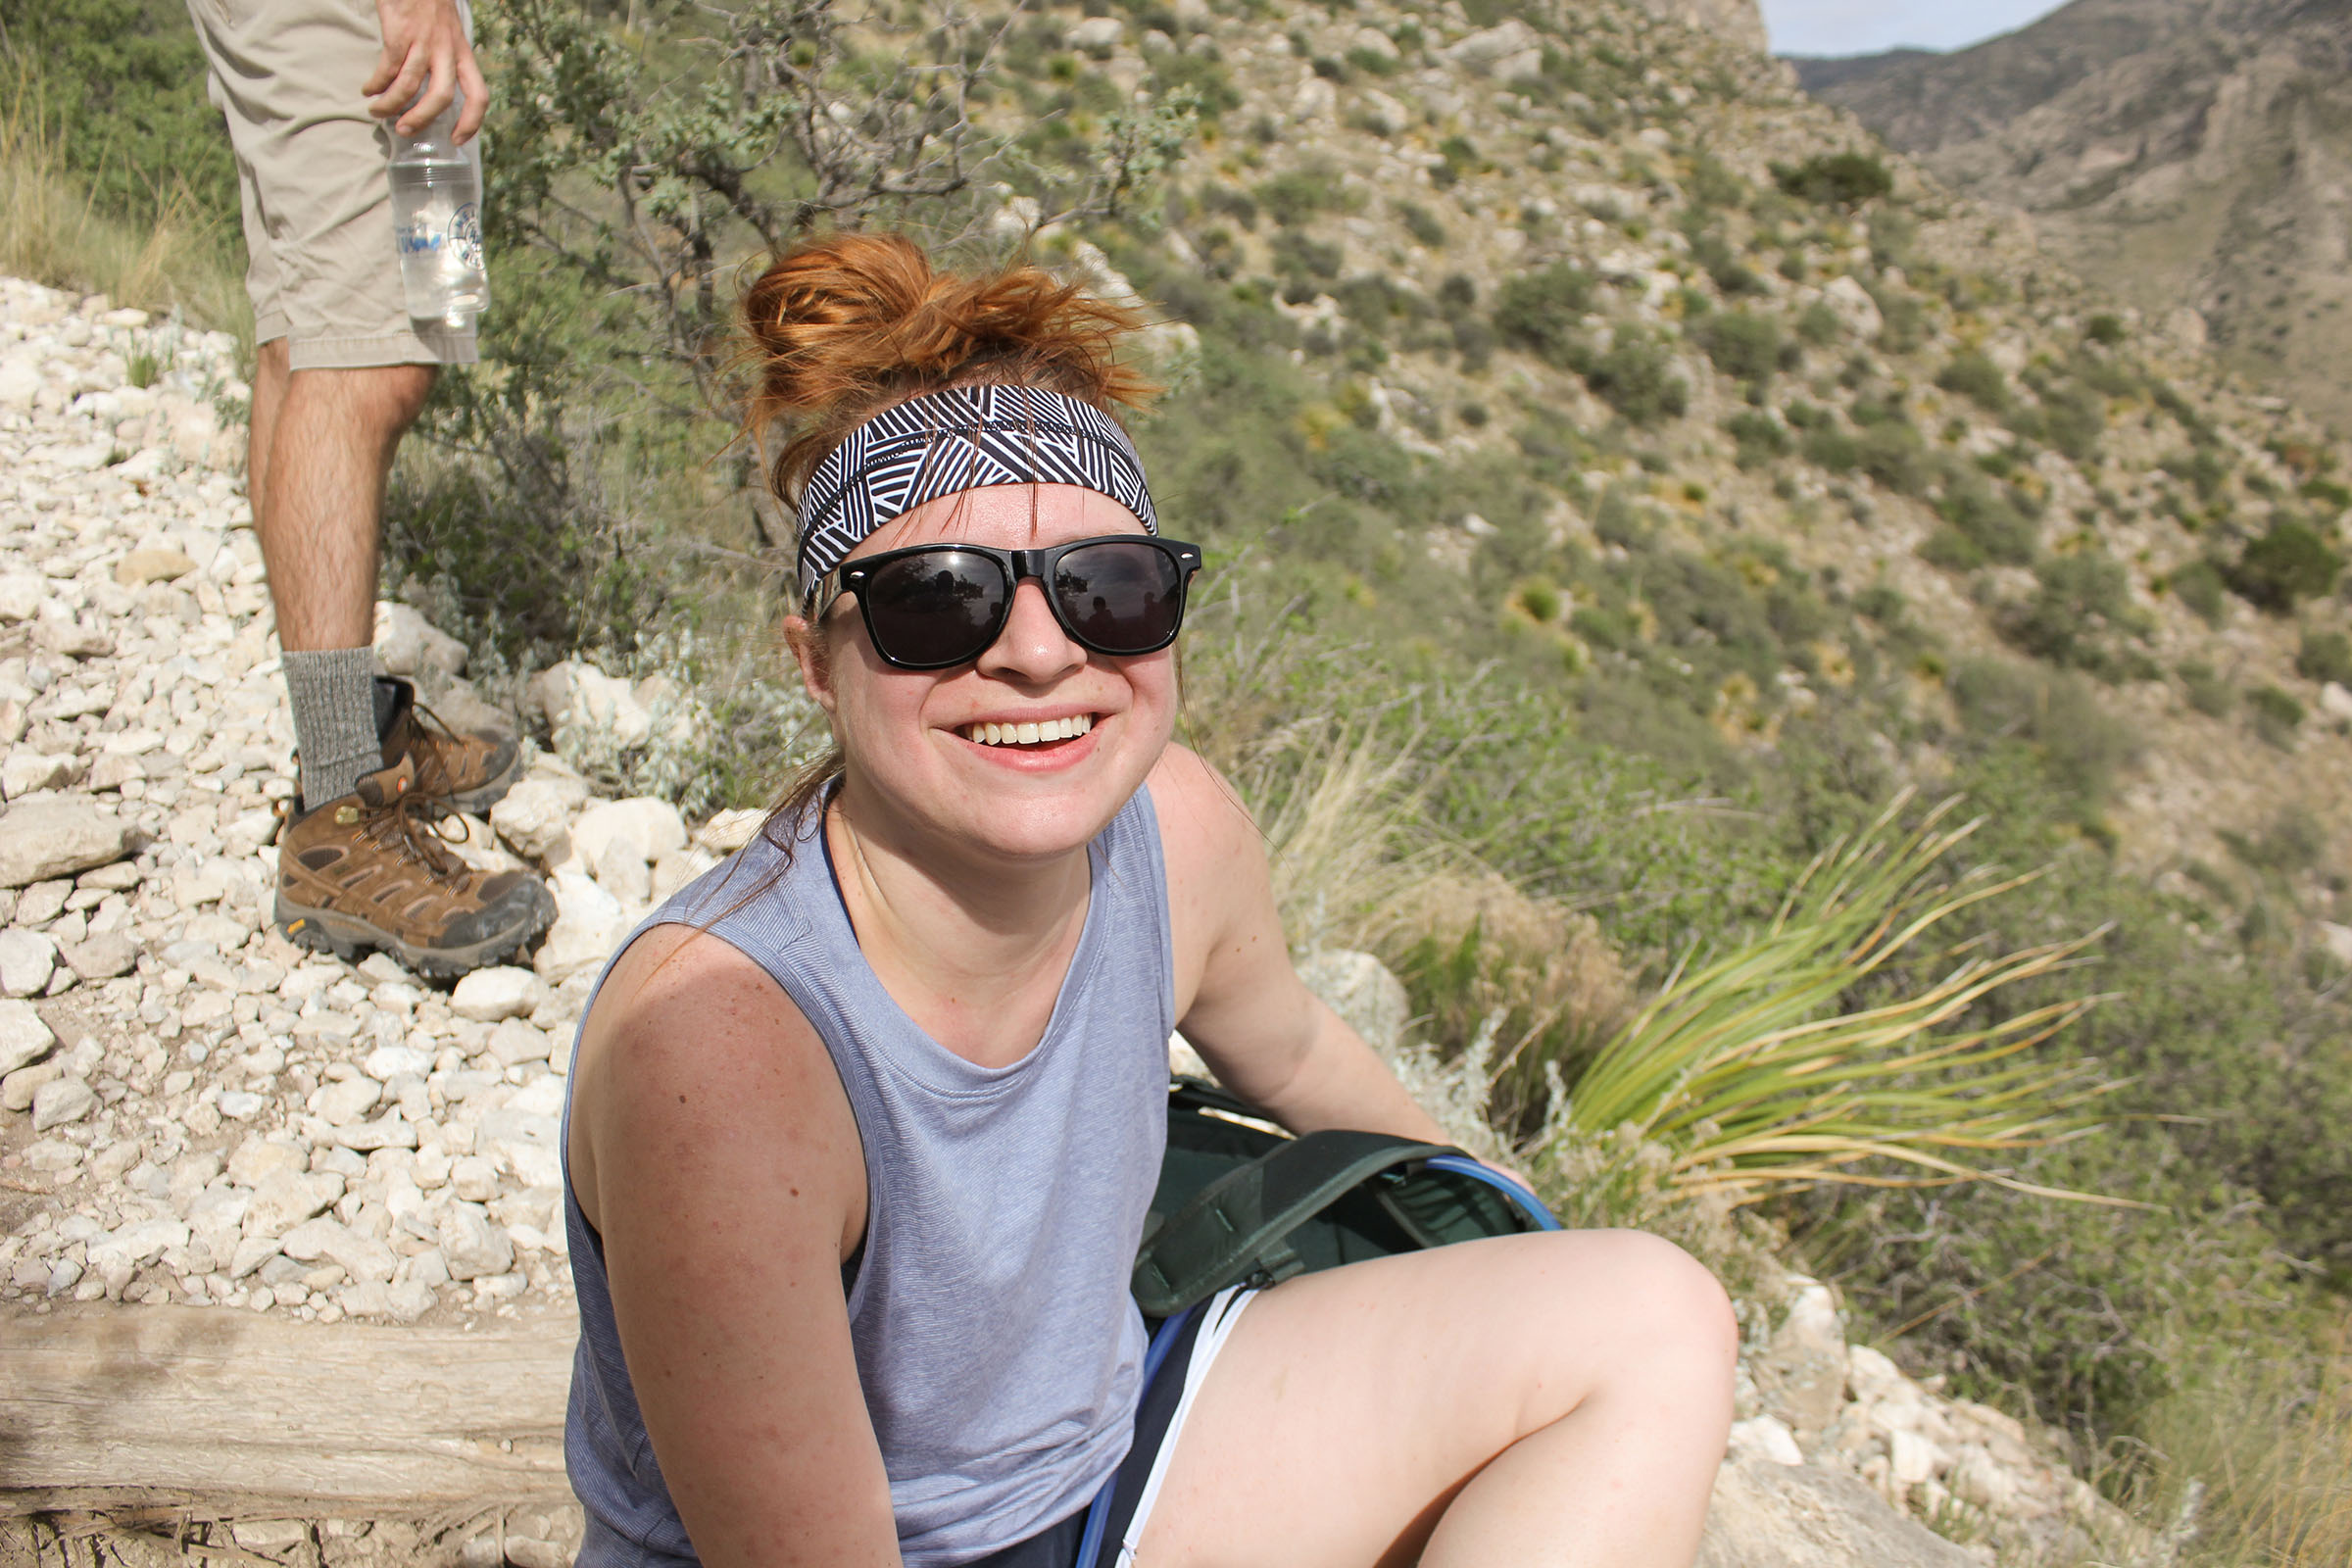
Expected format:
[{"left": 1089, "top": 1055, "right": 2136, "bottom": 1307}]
[{"left": 978, "top": 578, "right": 1086, "bottom": 683}]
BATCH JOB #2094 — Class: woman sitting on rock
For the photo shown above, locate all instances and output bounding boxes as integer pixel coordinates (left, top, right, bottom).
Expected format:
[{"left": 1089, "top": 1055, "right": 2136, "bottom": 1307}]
[{"left": 559, "top": 230, "right": 1736, "bottom": 1568}]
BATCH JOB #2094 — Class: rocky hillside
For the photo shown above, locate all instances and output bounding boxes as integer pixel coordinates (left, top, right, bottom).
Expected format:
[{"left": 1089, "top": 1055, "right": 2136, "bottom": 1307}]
[
  {"left": 1059, "top": 0, "right": 2352, "bottom": 917},
  {"left": 1796, "top": 0, "right": 2352, "bottom": 427}
]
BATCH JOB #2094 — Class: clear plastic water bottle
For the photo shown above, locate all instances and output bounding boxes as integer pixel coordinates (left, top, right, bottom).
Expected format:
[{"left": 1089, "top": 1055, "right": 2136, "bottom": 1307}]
[{"left": 388, "top": 97, "right": 488, "bottom": 329}]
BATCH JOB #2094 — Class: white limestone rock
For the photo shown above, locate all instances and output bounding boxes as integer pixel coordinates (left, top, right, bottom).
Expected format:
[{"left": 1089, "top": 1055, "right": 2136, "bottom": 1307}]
[
  {"left": 450, "top": 964, "right": 551, "bottom": 1023},
  {"left": 0, "top": 999, "right": 57, "bottom": 1074},
  {"left": 0, "top": 799, "right": 129, "bottom": 888},
  {"left": 373, "top": 600, "right": 469, "bottom": 679}
]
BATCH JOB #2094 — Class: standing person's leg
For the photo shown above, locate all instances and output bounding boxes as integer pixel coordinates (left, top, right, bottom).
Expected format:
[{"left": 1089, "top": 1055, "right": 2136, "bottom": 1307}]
[
  {"left": 189, "top": 0, "right": 547, "bottom": 975},
  {"left": 1133, "top": 1230, "right": 1738, "bottom": 1568}
]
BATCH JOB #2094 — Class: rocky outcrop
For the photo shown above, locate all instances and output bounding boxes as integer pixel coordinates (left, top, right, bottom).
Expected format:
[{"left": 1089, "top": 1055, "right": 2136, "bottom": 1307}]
[{"left": 1640, "top": 0, "right": 1768, "bottom": 53}]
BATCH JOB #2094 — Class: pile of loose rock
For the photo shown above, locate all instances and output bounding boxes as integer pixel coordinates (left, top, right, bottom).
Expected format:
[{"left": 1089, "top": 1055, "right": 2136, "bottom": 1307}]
[{"left": 0, "top": 277, "right": 765, "bottom": 1330}]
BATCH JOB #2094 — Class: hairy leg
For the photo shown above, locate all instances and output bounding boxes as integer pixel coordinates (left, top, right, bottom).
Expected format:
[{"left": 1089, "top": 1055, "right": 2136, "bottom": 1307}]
[
  {"left": 255, "top": 355, "right": 434, "bottom": 651},
  {"left": 1137, "top": 1230, "right": 1737, "bottom": 1568}
]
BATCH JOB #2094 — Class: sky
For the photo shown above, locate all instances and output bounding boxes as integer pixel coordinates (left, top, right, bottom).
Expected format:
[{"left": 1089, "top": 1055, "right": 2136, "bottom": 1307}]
[{"left": 1761, "top": 0, "right": 2072, "bottom": 58}]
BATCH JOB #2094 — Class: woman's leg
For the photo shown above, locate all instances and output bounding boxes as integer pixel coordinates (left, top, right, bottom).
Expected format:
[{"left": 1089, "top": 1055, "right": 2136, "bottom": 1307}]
[{"left": 1134, "top": 1229, "right": 1737, "bottom": 1568}]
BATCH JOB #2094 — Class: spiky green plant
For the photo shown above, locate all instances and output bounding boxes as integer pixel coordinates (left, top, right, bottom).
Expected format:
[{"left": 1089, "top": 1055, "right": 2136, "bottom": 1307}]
[{"left": 1549, "top": 794, "right": 2131, "bottom": 1207}]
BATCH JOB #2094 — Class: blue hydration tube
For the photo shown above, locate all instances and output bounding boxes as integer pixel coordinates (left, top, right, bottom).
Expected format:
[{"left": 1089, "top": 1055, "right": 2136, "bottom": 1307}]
[
  {"left": 1424, "top": 1152, "right": 1563, "bottom": 1231},
  {"left": 1077, "top": 1155, "right": 1557, "bottom": 1566},
  {"left": 1075, "top": 1302, "right": 1197, "bottom": 1568}
]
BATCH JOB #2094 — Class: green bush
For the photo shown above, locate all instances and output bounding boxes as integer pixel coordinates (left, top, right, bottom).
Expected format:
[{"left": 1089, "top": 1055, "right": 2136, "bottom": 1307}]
[
  {"left": 2168, "top": 559, "right": 2228, "bottom": 626},
  {"left": 2001, "top": 551, "right": 2154, "bottom": 680},
  {"left": 2085, "top": 313, "right": 2128, "bottom": 346},
  {"left": 1725, "top": 410, "right": 1790, "bottom": 468},
  {"left": 2163, "top": 445, "right": 2232, "bottom": 503},
  {"left": 2227, "top": 519, "right": 2344, "bottom": 612},
  {"left": 2247, "top": 683, "right": 2305, "bottom": 746},
  {"left": 1583, "top": 330, "right": 1689, "bottom": 426},
  {"left": 1492, "top": 263, "right": 1597, "bottom": 368},
  {"left": 1150, "top": 52, "right": 1242, "bottom": 120},
  {"left": 1936, "top": 351, "right": 2010, "bottom": 412},
  {"left": 1796, "top": 300, "right": 1842, "bottom": 347},
  {"left": 1937, "top": 476, "right": 2039, "bottom": 566},
  {"left": 2296, "top": 629, "right": 2352, "bottom": 688},
  {"left": 1773, "top": 151, "right": 1893, "bottom": 207},
  {"left": 1853, "top": 419, "right": 1929, "bottom": 496},
  {"left": 2036, "top": 377, "right": 2106, "bottom": 464},
  {"left": 1396, "top": 200, "right": 1447, "bottom": 248},
  {"left": 0, "top": 0, "right": 236, "bottom": 220},
  {"left": 2178, "top": 661, "right": 2234, "bottom": 717},
  {"left": 1254, "top": 163, "right": 1361, "bottom": 220},
  {"left": 1693, "top": 309, "right": 1787, "bottom": 386}
]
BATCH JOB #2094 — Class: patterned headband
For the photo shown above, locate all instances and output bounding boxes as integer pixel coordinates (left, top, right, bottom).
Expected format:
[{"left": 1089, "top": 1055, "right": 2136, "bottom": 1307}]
[{"left": 796, "top": 384, "right": 1157, "bottom": 606}]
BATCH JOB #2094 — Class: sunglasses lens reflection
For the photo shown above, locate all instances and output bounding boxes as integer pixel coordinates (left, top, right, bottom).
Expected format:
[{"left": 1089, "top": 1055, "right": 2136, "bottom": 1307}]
[
  {"left": 1054, "top": 543, "right": 1183, "bottom": 654},
  {"left": 864, "top": 551, "right": 1008, "bottom": 666}
]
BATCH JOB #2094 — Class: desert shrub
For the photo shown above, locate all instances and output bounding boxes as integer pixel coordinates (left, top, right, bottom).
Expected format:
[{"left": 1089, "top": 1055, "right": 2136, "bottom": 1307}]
[
  {"left": 1950, "top": 661, "right": 2136, "bottom": 808},
  {"left": 2296, "top": 629, "right": 2352, "bottom": 688},
  {"left": 2177, "top": 661, "right": 2234, "bottom": 717},
  {"left": 1199, "top": 181, "right": 1259, "bottom": 228},
  {"left": 1396, "top": 200, "right": 1447, "bottom": 248},
  {"left": 1937, "top": 475, "right": 2039, "bottom": 565},
  {"left": 2000, "top": 551, "right": 2154, "bottom": 680},
  {"left": 1795, "top": 300, "right": 1842, "bottom": 347},
  {"left": 1773, "top": 151, "right": 1892, "bottom": 207},
  {"left": 1255, "top": 162, "right": 1361, "bottom": 220},
  {"left": 2227, "top": 519, "right": 2344, "bottom": 612},
  {"left": 2163, "top": 444, "right": 2232, "bottom": 503},
  {"left": 1693, "top": 309, "right": 1787, "bottom": 386},
  {"left": 2084, "top": 313, "right": 2127, "bottom": 346},
  {"left": 1870, "top": 283, "right": 1931, "bottom": 354},
  {"left": 1852, "top": 418, "right": 1929, "bottom": 496},
  {"left": 2036, "top": 377, "right": 2106, "bottom": 463},
  {"left": 1269, "top": 228, "right": 1344, "bottom": 283},
  {"left": 1936, "top": 351, "right": 2009, "bottom": 412},
  {"left": 2248, "top": 684, "right": 2305, "bottom": 746},
  {"left": 1492, "top": 262, "right": 1597, "bottom": 368},
  {"left": 1150, "top": 51, "right": 1241, "bottom": 119},
  {"left": 1725, "top": 410, "right": 1790, "bottom": 468},
  {"left": 1583, "top": 329, "right": 1688, "bottom": 426},
  {"left": 1802, "top": 424, "right": 1859, "bottom": 475},
  {"left": 2168, "top": 559, "right": 2229, "bottom": 625}
]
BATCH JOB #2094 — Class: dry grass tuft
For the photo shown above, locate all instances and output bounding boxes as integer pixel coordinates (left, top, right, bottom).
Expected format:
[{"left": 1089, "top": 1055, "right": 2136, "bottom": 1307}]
[
  {"left": 0, "top": 67, "right": 248, "bottom": 333},
  {"left": 2115, "top": 1326, "right": 2352, "bottom": 1567}
]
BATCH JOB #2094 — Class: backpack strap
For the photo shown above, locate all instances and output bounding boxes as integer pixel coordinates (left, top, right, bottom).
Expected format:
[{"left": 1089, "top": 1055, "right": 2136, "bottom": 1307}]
[{"left": 1131, "top": 1129, "right": 1459, "bottom": 1317}]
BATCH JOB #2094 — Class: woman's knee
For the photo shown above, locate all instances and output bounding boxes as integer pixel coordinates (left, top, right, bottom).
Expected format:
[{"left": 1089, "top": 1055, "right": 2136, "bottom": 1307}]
[{"left": 1541, "top": 1229, "right": 1739, "bottom": 1393}]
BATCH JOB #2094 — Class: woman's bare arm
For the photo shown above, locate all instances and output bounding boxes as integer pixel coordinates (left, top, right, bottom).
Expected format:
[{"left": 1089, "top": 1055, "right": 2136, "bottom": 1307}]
[
  {"left": 569, "top": 925, "right": 899, "bottom": 1567},
  {"left": 1150, "top": 746, "right": 1450, "bottom": 1144}
]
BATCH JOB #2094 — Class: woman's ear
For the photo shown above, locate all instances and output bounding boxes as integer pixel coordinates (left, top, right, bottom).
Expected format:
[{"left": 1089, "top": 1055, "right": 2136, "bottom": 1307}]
[{"left": 783, "top": 613, "right": 839, "bottom": 716}]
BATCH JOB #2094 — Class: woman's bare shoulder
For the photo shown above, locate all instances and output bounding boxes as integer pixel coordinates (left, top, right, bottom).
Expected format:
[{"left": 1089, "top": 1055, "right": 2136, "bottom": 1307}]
[{"left": 569, "top": 921, "right": 861, "bottom": 1237}]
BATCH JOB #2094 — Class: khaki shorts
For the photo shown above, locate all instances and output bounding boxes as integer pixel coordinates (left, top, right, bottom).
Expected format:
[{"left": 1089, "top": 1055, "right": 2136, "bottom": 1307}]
[{"left": 187, "top": 0, "right": 479, "bottom": 369}]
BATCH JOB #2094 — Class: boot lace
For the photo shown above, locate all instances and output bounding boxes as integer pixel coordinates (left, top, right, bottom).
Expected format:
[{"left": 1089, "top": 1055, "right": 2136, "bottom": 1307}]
[{"left": 347, "top": 783, "right": 472, "bottom": 889}]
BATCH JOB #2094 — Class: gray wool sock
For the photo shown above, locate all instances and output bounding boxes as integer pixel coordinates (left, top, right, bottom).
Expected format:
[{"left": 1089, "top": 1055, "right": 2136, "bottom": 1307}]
[{"left": 283, "top": 647, "right": 384, "bottom": 808}]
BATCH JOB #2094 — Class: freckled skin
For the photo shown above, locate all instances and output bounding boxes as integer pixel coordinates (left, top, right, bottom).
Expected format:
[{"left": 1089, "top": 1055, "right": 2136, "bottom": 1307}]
[{"left": 566, "top": 483, "right": 1735, "bottom": 1568}]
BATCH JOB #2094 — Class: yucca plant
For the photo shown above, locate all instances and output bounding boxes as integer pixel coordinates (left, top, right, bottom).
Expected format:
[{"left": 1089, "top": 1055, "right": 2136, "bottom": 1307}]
[{"left": 1547, "top": 793, "right": 2132, "bottom": 1207}]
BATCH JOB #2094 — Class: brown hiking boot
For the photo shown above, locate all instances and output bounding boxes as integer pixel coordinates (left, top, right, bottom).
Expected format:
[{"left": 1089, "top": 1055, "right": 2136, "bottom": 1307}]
[
  {"left": 275, "top": 754, "right": 555, "bottom": 978},
  {"left": 378, "top": 677, "right": 523, "bottom": 815}
]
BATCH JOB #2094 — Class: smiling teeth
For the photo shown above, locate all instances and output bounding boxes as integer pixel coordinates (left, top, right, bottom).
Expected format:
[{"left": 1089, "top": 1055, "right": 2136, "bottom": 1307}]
[{"left": 964, "top": 714, "right": 1095, "bottom": 746}]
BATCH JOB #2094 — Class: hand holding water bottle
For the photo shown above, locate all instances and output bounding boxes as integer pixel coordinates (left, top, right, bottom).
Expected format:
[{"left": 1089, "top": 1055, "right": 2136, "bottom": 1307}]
[{"left": 364, "top": 0, "right": 487, "bottom": 142}]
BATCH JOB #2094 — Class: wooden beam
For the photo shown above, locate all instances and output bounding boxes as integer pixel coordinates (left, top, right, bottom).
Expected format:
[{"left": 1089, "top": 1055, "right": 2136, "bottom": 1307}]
[{"left": 0, "top": 1308, "right": 575, "bottom": 1514}]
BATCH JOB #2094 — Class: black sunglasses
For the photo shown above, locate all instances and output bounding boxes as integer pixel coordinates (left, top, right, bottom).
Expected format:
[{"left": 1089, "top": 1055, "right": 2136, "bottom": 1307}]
[{"left": 814, "top": 534, "right": 1203, "bottom": 671}]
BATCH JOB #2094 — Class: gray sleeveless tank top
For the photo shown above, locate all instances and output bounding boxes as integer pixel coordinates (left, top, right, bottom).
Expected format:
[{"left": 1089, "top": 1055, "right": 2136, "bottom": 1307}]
[{"left": 561, "top": 787, "right": 1174, "bottom": 1567}]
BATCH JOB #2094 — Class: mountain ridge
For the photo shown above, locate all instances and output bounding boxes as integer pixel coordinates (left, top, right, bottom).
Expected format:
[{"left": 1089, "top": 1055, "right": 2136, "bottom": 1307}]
[{"left": 1797, "top": 0, "right": 2352, "bottom": 426}]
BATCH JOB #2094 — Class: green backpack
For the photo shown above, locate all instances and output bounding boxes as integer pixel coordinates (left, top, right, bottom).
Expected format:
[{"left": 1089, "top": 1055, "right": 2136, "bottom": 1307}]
[{"left": 1131, "top": 1077, "right": 1560, "bottom": 1319}]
